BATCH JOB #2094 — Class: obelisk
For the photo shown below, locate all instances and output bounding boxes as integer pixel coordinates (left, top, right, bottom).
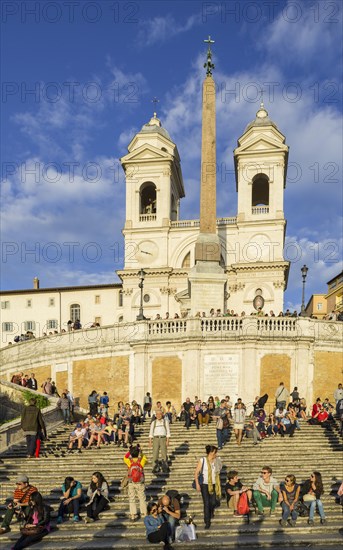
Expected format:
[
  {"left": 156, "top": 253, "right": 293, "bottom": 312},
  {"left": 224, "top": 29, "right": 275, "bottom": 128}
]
[
  {"left": 195, "top": 36, "right": 220, "bottom": 261},
  {"left": 189, "top": 37, "right": 226, "bottom": 314}
]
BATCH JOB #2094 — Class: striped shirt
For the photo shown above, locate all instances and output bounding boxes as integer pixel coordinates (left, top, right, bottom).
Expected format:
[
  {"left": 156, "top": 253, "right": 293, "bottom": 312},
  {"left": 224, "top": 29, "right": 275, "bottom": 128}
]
[{"left": 13, "top": 484, "right": 37, "bottom": 504}]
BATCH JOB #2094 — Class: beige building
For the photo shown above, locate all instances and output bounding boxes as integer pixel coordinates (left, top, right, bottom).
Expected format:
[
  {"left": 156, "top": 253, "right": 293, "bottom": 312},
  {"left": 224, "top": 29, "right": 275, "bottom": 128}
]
[
  {"left": 305, "top": 294, "right": 327, "bottom": 319},
  {"left": 325, "top": 271, "right": 343, "bottom": 315},
  {"left": 1, "top": 281, "right": 122, "bottom": 346}
]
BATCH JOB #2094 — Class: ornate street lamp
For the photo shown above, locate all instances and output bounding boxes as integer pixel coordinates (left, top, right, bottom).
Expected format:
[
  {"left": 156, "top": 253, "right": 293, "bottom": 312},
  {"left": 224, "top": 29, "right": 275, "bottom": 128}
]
[
  {"left": 300, "top": 264, "right": 309, "bottom": 316},
  {"left": 136, "top": 268, "right": 147, "bottom": 321}
]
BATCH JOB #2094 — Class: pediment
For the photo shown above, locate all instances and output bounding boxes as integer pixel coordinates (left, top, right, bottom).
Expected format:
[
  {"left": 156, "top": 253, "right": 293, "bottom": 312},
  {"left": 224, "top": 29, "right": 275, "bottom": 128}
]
[
  {"left": 121, "top": 144, "right": 171, "bottom": 164},
  {"left": 236, "top": 134, "right": 288, "bottom": 154}
]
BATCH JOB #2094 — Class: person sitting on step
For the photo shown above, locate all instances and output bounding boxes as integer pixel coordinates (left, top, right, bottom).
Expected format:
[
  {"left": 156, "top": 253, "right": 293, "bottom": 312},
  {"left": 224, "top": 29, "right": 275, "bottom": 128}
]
[
  {"left": 198, "top": 402, "right": 210, "bottom": 427},
  {"left": 57, "top": 477, "right": 84, "bottom": 524},
  {"left": 279, "top": 412, "right": 297, "bottom": 438},
  {"left": 225, "top": 470, "right": 252, "bottom": 516},
  {"left": 157, "top": 491, "right": 181, "bottom": 543},
  {"left": 67, "top": 423, "right": 87, "bottom": 453},
  {"left": 11, "top": 491, "right": 50, "bottom": 550},
  {"left": 185, "top": 405, "right": 199, "bottom": 430},
  {"left": 266, "top": 413, "right": 279, "bottom": 437},
  {"left": 252, "top": 466, "right": 281, "bottom": 516},
  {"left": 87, "top": 420, "right": 106, "bottom": 449},
  {"left": 84, "top": 472, "right": 109, "bottom": 523},
  {"left": 301, "top": 471, "right": 326, "bottom": 526},
  {"left": 0, "top": 475, "right": 37, "bottom": 535},
  {"left": 279, "top": 474, "right": 300, "bottom": 527},
  {"left": 144, "top": 501, "right": 173, "bottom": 550}
]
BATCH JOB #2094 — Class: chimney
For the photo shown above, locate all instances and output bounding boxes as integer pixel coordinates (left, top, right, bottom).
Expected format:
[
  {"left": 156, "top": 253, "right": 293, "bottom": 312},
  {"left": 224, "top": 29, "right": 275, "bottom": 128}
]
[{"left": 33, "top": 277, "right": 40, "bottom": 290}]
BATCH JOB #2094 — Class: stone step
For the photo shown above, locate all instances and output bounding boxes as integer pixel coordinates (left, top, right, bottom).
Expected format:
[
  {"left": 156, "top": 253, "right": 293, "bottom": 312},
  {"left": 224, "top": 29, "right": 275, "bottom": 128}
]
[{"left": 0, "top": 420, "right": 341, "bottom": 550}]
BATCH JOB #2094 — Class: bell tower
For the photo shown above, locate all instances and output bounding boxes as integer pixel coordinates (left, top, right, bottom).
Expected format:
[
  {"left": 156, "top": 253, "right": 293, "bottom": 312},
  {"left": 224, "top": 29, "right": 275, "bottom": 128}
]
[{"left": 120, "top": 113, "right": 185, "bottom": 269}]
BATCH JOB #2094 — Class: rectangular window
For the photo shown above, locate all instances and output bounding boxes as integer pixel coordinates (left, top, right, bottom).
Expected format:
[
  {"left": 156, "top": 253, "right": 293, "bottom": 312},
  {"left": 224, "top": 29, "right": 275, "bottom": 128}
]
[
  {"left": 24, "top": 321, "right": 36, "bottom": 331},
  {"left": 95, "top": 295, "right": 101, "bottom": 304},
  {"left": 118, "top": 290, "right": 123, "bottom": 307},
  {"left": 317, "top": 303, "right": 323, "bottom": 311},
  {"left": 49, "top": 298, "right": 55, "bottom": 307},
  {"left": 47, "top": 319, "right": 58, "bottom": 330},
  {"left": 1, "top": 301, "right": 10, "bottom": 309},
  {"left": 27, "top": 299, "right": 32, "bottom": 308},
  {"left": 2, "top": 322, "right": 13, "bottom": 332}
]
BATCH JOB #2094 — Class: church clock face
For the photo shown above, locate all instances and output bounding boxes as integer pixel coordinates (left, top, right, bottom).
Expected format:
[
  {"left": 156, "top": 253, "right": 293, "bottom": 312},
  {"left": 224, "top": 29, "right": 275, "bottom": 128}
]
[{"left": 135, "top": 240, "right": 159, "bottom": 264}]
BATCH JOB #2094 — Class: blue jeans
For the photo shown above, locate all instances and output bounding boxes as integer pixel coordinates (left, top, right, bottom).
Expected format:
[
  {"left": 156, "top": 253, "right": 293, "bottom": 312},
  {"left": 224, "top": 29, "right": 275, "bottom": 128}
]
[
  {"left": 216, "top": 428, "right": 228, "bottom": 448},
  {"left": 26, "top": 434, "right": 37, "bottom": 457},
  {"left": 308, "top": 499, "right": 325, "bottom": 520},
  {"left": 62, "top": 408, "right": 70, "bottom": 424},
  {"left": 281, "top": 501, "right": 298, "bottom": 521},
  {"left": 163, "top": 513, "right": 176, "bottom": 542}
]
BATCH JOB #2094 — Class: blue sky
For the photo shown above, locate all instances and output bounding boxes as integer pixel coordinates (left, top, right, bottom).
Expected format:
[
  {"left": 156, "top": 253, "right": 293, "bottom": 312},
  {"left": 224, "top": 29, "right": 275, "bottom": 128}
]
[{"left": 1, "top": 0, "right": 342, "bottom": 310}]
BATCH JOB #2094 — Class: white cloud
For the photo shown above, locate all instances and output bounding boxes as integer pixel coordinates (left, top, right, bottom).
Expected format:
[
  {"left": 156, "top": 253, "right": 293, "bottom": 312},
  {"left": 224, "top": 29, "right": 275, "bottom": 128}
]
[
  {"left": 137, "top": 13, "right": 201, "bottom": 47},
  {"left": 262, "top": 0, "right": 342, "bottom": 66}
]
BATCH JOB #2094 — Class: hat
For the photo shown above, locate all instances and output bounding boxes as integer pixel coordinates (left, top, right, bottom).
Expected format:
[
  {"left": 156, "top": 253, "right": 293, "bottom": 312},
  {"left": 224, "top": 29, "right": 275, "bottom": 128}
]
[
  {"left": 16, "top": 474, "right": 28, "bottom": 483},
  {"left": 76, "top": 423, "right": 82, "bottom": 428}
]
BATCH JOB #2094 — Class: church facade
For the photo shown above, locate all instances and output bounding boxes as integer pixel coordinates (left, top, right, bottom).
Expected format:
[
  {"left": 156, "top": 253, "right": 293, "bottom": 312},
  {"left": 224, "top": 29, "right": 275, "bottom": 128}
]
[{"left": 119, "top": 102, "right": 289, "bottom": 321}]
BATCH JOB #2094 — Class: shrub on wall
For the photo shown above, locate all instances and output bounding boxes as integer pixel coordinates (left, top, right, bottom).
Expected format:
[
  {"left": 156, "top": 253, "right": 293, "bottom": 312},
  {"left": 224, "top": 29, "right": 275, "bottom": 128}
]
[{"left": 22, "top": 390, "right": 49, "bottom": 409}]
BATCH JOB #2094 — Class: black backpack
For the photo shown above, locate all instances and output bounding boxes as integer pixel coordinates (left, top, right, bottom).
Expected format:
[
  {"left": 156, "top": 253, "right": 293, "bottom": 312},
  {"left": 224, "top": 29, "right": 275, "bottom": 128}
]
[{"left": 166, "top": 489, "right": 181, "bottom": 511}]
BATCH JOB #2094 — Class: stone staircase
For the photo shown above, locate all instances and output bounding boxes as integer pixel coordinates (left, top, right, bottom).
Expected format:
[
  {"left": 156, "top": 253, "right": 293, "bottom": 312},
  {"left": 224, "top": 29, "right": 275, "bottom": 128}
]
[{"left": 0, "top": 418, "right": 342, "bottom": 549}]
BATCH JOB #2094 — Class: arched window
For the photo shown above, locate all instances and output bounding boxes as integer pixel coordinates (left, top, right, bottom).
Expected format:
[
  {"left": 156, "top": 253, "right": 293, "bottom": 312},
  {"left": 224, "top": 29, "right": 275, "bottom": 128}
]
[
  {"left": 70, "top": 304, "right": 80, "bottom": 323},
  {"left": 140, "top": 182, "right": 156, "bottom": 215},
  {"left": 118, "top": 290, "right": 123, "bottom": 307},
  {"left": 252, "top": 174, "right": 269, "bottom": 206}
]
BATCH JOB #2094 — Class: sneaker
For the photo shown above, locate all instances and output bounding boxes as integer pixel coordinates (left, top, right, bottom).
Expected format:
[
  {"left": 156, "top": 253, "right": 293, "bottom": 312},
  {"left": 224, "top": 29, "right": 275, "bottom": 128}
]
[
  {"left": 72, "top": 515, "right": 80, "bottom": 522},
  {"left": 78, "top": 449, "right": 82, "bottom": 453},
  {"left": 270, "top": 509, "right": 276, "bottom": 516},
  {"left": 0, "top": 527, "right": 10, "bottom": 535},
  {"left": 233, "top": 511, "right": 241, "bottom": 517},
  {"left": 288, "top": 519, "right": 296, "bottom": 527},
  {"left": 84, "top": 517, "right": 93, "bottom": 523},
  {"left": 257, "top": 511, "right": 264, "bottom": 516},
  {"left": 279, "top": 519, "right": 287, "bottom": 527},
  {"left": 56, "top": 516, "right": 63, "bottom": 525},
  {"left": 308, "top": 519, "right": 314, "bottom": 526},
  {"left": 320, "top": 518, "right": 327, "bottom": 525}
]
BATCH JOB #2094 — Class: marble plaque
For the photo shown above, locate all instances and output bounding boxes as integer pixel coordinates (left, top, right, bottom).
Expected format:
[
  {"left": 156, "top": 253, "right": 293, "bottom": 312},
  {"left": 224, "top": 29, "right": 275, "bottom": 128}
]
[{"left": 203, "top": 354, "right": 239, "bottom": 401}]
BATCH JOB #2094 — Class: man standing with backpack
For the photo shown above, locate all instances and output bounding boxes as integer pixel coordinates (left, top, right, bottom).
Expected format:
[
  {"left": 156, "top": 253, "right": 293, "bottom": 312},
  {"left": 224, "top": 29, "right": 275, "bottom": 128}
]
[
  {"left": 124, "top": 445, "right": 147, "bottom": 521},
  {"left": 149, "top": 410, "right": 171, "bottom": 473}
]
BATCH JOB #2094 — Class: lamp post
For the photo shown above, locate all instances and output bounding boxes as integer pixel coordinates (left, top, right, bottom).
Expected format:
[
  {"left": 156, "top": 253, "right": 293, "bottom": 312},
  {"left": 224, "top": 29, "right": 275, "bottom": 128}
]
[
  {"left": 300, "top": 264, "right": 309, "bottom": 316},
  {"left": 136, "top": 268, "right": 147, "bottom": 321}
]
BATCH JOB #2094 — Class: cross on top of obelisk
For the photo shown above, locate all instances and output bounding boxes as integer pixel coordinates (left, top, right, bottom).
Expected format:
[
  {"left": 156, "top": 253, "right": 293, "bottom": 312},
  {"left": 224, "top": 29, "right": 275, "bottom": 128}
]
[
  {"left": 204, "top": 35, "right": 215, "bottom": 76},
  {"left": 260, "top": 87, "right": 265, "bottom": 108},
  {"left": 151, "top": 97, "right": 159, "bottom": 117}
]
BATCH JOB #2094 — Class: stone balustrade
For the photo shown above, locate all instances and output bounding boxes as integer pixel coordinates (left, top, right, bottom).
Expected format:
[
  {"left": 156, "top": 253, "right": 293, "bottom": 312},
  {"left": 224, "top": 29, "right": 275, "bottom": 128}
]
[
  {"left": 171, "top": 216, "right": 237, "bottom": 228},
  {"left": 0, "top": 317, "right": 341, "bottom": 373}
]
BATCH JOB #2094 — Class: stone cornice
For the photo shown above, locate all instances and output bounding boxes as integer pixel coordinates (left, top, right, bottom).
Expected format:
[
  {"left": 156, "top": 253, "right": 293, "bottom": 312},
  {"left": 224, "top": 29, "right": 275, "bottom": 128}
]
[
  {"left": 229, "top": 261, "right": 289, "bottom": 272},
  {"left": 117, "top": 268, "right": 189, "bottom": 278}
]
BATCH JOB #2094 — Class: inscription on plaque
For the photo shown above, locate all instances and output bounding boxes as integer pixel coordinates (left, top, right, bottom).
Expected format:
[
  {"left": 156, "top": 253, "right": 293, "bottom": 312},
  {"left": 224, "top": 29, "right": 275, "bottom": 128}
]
[{"left": 203, "top": 354, "right": 239, "bottom": 401}]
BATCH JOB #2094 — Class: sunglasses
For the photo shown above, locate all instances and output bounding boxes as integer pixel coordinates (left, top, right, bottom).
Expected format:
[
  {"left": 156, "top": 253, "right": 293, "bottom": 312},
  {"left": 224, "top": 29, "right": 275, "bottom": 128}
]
[
  {"left": 261, "top": 471, "right": 268, "bottom": 474},
  {"left": 285, "top": 478, "right": 291, "bottom": 482}
]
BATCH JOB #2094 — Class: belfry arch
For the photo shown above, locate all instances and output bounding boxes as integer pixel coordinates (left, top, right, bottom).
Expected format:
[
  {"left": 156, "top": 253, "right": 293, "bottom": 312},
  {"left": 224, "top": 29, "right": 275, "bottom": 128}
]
[
  {"left": 252, "top": 173, "right": 269, "bottom": 207},
  {"left": 140, "top": 182, "right": 156, "bottom": 215}
]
